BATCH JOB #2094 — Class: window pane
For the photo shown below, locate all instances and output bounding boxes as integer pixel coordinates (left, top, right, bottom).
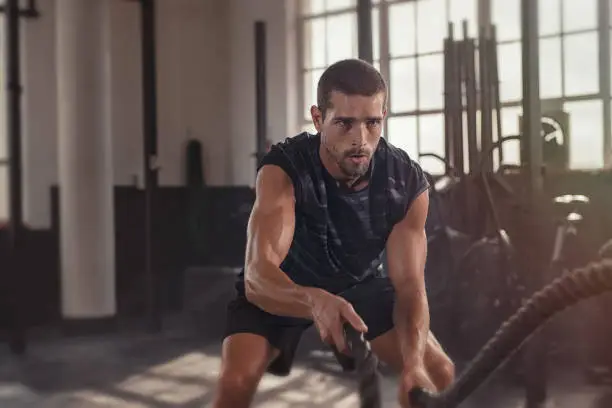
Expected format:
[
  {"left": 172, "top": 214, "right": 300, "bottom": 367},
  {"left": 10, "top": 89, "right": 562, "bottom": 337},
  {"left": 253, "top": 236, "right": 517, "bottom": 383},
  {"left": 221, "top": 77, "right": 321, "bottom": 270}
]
[
  {"left": 326, "top": 12, "right": 357, "bottom": 64},
  {"left": 416, "top": 0, "right": 447, "bottom": 54},
  {"left": 497, "top": 43, "right": 522, "bottom": 102},
  {"left": 418, "top": 53, "right": 444, "bottom": 110},
  {"left": 390, "top": 58, "right": 417, "bottom": 112},
  {"left": 372, "top": 7, "right": 380, "bottom": 61},
  {"left": 539, "top": 37, "right": 562, "bottom": 99},
  {"left": 563, "top": 0, "right": 597, "bottom": 32},
  {"left": 492, "top": 0, "right": 521, "bottom": 42},
  {"left": 418, "top": 114, "right": 445, "bottom": 174},
  {"left": 449, "top": 0, "right": 477, "bottom": 38},
  {"left": 0, "top": 165, "right": 7, "bottom": 222},
  {"left": 304, "top": 18, "right": 326, "bottom": 69},
  {"left": 304, "top": 69, "right": 324, "bottom": 120},
  {"left": 301, "top": 0, "right": 325, "bottom": 15},
  {"left": 389, "top": 2, "right": 416, "bottom": 57},
  {"left": 387, "top": 116, "right": 418, "bottom": 158},
  {"left": 499, "top": 107, "right": 522, "bottom": 165},
  {"left": 325, "top": 0, "right": 354, "bottom": 12},
  {"left": 539, "top": 0, "right": 560, "bottom": 36},
  {"left": 565, "top": 100, "right": 603, "bottom": 169},
  {"left": 564, "top": 32, "right": 599, "bottom": 96}
]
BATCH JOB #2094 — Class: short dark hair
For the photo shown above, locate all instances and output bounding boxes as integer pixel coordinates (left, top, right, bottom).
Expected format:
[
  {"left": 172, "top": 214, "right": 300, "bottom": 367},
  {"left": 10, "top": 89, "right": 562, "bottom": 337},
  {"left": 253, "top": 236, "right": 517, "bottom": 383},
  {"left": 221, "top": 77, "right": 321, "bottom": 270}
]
[{"left": 317, "top": 58, "right": 387, "bottom": 119}]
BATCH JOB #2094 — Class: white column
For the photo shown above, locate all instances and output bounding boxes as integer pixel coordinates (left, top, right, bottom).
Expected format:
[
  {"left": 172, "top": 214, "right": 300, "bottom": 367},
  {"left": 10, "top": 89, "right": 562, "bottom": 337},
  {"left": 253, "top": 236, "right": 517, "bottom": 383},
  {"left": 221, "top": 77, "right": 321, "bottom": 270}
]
[{"left": 56, "top": 0, "right": 116, "bottom": 319}]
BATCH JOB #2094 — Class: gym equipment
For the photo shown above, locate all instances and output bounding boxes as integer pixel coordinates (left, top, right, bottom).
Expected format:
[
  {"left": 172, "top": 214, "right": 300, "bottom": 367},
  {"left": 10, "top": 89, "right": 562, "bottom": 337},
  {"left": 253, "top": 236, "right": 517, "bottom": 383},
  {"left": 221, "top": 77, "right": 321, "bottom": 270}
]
[
  {"left": 600, "top": 239, "right": 612, "bottom": 259},
  {"left": 442, "top": 21, "right": 508, "bottom": 237},
  {"left": 4, "top": 0, "right": 28, "bottom": 355},
  {"left": 254, "top": 21, "right": 268, "bottom": 169},
  {"left": 346, "top": 259, "right": 612, "bottom": 408},
  {"left": 345, "top": 324, "right": 382, "bottom": 408},
  {"left": 136, "top": 0, "right": 162, "bottom": 333}
]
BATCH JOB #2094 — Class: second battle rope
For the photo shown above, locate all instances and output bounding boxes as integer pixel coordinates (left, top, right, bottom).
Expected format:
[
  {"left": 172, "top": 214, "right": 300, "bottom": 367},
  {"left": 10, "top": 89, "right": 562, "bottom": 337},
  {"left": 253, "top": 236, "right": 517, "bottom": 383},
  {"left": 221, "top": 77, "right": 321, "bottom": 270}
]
[{"left": 347, "top": 259, "right": 612, "bottom": 408}]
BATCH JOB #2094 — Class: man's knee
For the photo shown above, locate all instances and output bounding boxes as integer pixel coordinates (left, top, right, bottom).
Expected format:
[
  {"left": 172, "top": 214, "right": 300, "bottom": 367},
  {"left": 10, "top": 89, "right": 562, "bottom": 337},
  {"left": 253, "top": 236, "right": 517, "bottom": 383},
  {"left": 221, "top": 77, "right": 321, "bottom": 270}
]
[
  {"left": 214, "top": 333, "right": 273, "bottom": 407},
  {"left": 218, "top": 366, "right": 263, "bottom": 396}
]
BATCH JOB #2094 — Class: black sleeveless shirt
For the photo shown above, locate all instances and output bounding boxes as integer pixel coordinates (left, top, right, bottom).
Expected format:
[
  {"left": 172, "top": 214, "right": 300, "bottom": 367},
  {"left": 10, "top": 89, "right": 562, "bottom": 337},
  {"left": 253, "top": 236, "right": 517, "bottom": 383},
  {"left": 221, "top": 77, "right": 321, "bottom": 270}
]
[{"left": 240, "top": 132, "right": 429, "bottom": 295}]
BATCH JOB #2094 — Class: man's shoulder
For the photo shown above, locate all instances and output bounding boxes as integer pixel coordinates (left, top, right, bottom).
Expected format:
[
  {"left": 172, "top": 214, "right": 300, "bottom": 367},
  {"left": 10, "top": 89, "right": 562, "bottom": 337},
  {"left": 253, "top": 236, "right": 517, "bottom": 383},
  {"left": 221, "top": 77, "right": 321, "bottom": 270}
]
[
  {"left": 272, "top": 131, "right": 318, "bottom": 154},
  {"left": 258, "top": 132, "right": 319, "bottom": 201},
  {"left": 376, "top": 137, "right": 415, "bottom": 169}
]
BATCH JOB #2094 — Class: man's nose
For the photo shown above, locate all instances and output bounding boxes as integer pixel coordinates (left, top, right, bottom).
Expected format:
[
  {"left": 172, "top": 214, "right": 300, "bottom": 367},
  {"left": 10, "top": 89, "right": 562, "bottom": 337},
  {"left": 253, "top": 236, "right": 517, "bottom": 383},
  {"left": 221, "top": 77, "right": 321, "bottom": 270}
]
[{"left": 351, "top": 122, "right": 368, "bottom": 146}]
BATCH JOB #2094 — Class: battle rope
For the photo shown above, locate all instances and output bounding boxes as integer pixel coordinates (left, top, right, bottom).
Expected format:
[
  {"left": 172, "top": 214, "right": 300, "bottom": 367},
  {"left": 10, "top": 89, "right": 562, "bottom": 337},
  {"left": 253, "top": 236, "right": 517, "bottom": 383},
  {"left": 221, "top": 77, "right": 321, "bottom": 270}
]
[
  {"left": 344, "top": 326, "right": 383, "bottom": 408},
  {"left": 346, "top": 259, "right": 612, "bottom": 408}
]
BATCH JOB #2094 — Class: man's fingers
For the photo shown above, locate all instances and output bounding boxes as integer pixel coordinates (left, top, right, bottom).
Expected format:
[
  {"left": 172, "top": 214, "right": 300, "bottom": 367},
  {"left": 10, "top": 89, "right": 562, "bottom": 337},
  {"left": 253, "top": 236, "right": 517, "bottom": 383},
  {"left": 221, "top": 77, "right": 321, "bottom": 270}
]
[
  {"left": 330, "top": 325, "right": 347, "bottom": 353},
  {"left": 340, "top": 303, "right": 368, "bottom": 332}
]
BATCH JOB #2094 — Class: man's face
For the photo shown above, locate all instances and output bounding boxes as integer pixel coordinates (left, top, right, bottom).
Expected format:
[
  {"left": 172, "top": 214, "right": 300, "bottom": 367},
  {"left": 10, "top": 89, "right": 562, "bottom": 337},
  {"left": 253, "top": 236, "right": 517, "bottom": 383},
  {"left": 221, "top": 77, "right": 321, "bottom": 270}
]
[{"left": 311, "top": 90, "right": 386, "bottom": 180}]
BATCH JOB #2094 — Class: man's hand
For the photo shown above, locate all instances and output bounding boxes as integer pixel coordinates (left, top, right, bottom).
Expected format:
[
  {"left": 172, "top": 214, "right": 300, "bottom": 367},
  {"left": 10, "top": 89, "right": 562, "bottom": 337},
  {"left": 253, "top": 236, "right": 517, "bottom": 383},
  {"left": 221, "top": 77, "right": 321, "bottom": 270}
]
[
  {"left": 398, "top": 365, "right": 437, "bottom": 408},
  {"left": 308, "top": 289, "right": 368, "bottom": 353}
]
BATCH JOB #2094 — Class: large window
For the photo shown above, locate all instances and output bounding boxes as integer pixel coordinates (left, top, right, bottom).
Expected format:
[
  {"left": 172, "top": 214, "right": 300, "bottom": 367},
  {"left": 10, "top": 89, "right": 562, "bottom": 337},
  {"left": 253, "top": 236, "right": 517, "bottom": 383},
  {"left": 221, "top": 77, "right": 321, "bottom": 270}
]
[
  {"left": 298, "top": 0, "right": 612, "bottom": 174},
  {"left": 385, "top": 0, "right": 477, "bottom": 174},
  {"left": 492, "top": 0, "right": 611, "bottom": 169},
  {"left": 299, "top": 1, "right": 365, "bottom": 133}
]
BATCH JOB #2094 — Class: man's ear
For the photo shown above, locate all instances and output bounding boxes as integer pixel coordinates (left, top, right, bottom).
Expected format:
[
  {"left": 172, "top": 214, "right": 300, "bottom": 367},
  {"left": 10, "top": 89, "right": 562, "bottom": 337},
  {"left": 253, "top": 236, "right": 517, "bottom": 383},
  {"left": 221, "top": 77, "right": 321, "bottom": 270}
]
[{"left": 310, "top": 105, "right": 323, "bottom": 131}]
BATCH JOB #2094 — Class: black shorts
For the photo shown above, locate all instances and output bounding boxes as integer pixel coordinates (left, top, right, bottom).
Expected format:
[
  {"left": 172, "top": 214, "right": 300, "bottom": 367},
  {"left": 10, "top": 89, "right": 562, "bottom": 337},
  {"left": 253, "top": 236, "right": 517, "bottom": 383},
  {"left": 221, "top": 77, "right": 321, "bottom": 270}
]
[{"left": 223, "top": 276, "right": 396, "bottom": 376}]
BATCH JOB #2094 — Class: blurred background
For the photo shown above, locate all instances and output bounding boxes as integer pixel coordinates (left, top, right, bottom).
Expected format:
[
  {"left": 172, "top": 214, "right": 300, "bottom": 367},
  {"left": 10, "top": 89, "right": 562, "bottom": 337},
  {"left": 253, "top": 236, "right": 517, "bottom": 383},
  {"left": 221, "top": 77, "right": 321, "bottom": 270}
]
[{"left": 0, "top": 0, "right": 611, "bottom": 407}]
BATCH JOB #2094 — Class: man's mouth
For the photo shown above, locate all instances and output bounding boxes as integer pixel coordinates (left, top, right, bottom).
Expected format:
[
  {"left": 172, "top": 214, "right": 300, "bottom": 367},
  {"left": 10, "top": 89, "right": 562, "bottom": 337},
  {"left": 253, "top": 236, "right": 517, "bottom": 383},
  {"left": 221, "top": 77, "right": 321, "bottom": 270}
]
[{"left": 347, "top": 153, "right": 368, "bottom": 164}]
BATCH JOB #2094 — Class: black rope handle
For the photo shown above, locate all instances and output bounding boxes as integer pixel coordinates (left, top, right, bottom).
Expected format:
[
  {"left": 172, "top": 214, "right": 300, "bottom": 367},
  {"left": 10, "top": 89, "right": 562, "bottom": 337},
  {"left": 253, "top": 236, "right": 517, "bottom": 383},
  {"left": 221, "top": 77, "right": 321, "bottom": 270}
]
[{"left": 344, "top": 324, "right": 383, "bottom": 408}]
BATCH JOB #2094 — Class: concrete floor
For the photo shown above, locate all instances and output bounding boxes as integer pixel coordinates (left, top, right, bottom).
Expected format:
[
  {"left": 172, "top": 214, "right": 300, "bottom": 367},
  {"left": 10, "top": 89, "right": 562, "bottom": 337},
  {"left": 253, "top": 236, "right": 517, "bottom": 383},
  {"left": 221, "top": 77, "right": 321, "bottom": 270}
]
[{"left": 1, "top": 325, "right": 611, "bottom": 408}]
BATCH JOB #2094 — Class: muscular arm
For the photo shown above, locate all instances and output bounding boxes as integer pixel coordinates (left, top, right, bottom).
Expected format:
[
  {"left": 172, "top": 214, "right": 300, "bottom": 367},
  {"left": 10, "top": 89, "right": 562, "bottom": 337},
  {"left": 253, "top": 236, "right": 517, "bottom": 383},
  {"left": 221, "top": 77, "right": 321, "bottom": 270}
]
[
  {"left": 243, "top": 165, "right": 317, "bottom": 319},
  {"left": 386, "top": 190, "right": 430, "bottom": 368}
]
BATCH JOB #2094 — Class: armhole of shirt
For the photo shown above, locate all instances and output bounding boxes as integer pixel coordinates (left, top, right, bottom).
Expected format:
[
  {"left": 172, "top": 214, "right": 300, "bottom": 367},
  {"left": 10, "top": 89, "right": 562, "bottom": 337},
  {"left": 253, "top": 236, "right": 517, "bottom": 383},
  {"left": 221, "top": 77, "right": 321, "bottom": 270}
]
[
  {"left": 392, "top": 148, "right": 431, "bottom": 221},
  {"left": 257, "top": 146, "right": 302, "bottom": 204}
]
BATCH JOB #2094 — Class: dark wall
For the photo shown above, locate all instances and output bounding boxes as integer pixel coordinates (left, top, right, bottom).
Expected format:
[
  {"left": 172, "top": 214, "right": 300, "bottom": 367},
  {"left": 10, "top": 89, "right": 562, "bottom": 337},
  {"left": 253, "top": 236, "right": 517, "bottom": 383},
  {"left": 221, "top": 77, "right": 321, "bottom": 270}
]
[
  {"left": 1, "top": 172, "right": 610, "bottom": 333},
  {"left": 0, "top": 185, "right": 254, "bottom": 330}
]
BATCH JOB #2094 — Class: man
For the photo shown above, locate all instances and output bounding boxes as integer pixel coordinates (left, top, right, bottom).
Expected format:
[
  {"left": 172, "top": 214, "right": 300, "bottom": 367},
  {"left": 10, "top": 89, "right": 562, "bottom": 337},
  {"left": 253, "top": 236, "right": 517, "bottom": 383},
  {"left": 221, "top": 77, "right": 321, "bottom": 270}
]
[{"left": 213, "top": 59, "right": 455, "bottom": 407}]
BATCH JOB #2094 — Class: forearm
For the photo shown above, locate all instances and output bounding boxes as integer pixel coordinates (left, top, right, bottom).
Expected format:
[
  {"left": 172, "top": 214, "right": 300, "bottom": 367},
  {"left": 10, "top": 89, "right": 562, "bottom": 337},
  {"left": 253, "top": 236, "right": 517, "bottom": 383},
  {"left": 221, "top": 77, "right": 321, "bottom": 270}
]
[
  {"left": 392, "top": 229, "right": 430, "bottom": 367},
  {"left": 394, "top": 286, "right": 430, "bottom": 367},
  {"left": 244, "top": 261, "right": 321, "bottom": 319}
]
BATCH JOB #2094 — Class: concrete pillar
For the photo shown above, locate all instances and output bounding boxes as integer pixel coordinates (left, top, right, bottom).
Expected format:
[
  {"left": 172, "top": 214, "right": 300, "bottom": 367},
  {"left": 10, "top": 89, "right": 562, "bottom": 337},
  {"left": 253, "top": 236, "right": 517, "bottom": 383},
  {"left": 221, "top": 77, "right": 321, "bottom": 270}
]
[{"left": 56, "top": 0, "right": 116, "bottom": 320}]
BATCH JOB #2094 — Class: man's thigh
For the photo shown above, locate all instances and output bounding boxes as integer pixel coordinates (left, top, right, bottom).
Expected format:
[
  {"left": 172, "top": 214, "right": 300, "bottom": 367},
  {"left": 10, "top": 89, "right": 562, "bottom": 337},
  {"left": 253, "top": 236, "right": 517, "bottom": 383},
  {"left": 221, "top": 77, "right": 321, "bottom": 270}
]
[{"left": 224, "top": 295, "right": 311, "bottom": 376}]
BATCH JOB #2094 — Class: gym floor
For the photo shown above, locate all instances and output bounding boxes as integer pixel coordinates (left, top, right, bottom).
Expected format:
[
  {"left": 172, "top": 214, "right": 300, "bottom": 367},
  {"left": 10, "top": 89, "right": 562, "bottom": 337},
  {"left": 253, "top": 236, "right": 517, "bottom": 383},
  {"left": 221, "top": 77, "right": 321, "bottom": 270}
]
[{"left": 1, "top": 325, "right": 610, "bottom": 408}]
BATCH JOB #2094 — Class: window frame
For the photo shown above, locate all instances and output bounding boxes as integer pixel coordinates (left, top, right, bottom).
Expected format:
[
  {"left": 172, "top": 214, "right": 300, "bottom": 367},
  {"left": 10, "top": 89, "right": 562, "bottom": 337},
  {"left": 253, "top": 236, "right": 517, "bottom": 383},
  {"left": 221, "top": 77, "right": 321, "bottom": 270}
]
[{"left": 296, "top": 0, "right": 612, "bottom": 172}]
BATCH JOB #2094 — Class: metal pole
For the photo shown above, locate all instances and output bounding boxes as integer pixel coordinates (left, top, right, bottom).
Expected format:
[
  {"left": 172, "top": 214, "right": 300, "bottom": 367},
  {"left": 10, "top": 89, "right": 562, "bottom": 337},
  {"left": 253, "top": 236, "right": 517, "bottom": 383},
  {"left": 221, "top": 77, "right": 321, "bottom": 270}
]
[
  {"left": 520, "top": 1, "right": 546, "bottom": 406},
  {"left": 520, "top": 0, "right": 543, "bottom": 197},
  {"left": 443, "top": 26, "right": 454, "bottom": 174},
  {"left": 5, "top": 0, "right": 26, "bottom": 355},
  {"left": 599, "top": 0, "right": 611, "bottom": 168},
  {"left": 464, "top": 22, "right": 479, "bottom": 174},
  {"left": 490, "top": 26, "right": 504, "bottom": 166},
  {"left": 478, "top": 24, "right": 492, "bottom": 173},
  {"left": 378, "top": 0, "right": 390, "bottom": 138},
  {"left": 357, "top": 0, "right": 373, "bottom": 63},
  {"left": 254, "top": 21, "right": 267, "bottom": 169},
  {"left": 139, "top": 0, "right": 161, "bottom": 332}
]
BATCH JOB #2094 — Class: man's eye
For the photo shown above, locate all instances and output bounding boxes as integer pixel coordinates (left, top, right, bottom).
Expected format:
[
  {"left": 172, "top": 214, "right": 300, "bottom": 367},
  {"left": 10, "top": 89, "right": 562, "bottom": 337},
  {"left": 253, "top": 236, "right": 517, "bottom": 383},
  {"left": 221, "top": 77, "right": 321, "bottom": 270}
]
[{"left": 367, "top": 120, "right": 381, "bottom": 127}]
